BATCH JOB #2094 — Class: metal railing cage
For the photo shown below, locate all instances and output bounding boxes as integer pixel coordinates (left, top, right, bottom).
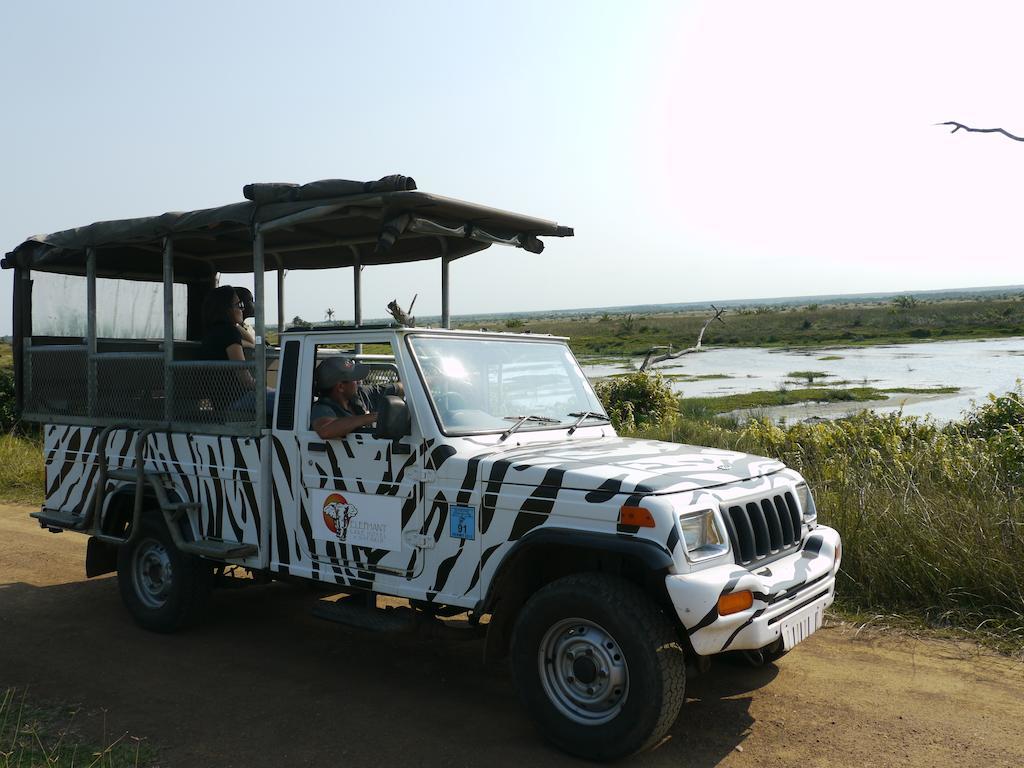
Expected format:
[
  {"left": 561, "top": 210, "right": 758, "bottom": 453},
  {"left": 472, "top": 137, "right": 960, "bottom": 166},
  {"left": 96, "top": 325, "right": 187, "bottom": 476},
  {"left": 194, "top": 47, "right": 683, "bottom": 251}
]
[{"left": 22, "top": 341, "right": 264, "bottom": 436}]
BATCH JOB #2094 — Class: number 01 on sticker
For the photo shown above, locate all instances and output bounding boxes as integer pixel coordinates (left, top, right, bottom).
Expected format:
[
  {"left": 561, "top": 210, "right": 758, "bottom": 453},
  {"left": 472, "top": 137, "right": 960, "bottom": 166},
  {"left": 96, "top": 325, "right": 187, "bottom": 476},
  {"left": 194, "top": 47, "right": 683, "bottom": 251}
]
[{"left": 449, "top": 505, "right": 475, "bottom": 540}]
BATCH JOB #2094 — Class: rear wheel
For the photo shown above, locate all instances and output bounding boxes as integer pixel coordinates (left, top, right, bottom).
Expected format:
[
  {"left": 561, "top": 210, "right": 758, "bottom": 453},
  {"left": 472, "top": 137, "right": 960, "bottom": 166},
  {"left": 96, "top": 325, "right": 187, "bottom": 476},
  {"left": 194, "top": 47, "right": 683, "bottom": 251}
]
[
  {"left": 117, "top": 517, "right": 213, "bottom": 633},
  {"left": 510, "top": 573, "right": 685, "bottom": 761}
]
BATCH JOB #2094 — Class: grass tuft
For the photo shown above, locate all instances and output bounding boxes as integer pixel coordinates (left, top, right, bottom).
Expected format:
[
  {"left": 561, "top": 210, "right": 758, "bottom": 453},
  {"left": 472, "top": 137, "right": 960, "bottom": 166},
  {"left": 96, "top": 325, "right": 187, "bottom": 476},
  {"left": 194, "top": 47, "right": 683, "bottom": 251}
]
[
  {"left": 0, "top": 687, "right": 155, "bottom": 767},
  {"left": 679, "top": 386, "right": 958, "bottom": 416}
]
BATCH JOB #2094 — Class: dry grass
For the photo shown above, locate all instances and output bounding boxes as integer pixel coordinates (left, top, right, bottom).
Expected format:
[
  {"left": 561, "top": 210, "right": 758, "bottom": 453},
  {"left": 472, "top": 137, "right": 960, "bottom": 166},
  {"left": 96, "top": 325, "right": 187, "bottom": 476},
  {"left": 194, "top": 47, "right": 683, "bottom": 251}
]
[
  {"left": 0, "top": 433, "right": 44, "bottom": 504},
  {"left": 0, "top": 687, "right": 155, "bottom": 767}
]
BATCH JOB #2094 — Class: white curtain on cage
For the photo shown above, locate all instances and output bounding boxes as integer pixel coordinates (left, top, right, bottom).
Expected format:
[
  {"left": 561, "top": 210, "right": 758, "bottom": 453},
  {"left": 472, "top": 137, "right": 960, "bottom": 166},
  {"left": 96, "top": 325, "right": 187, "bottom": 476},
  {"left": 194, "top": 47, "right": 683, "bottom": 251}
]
[{"left": 31, "top": 274, "right": 187, "bottom": 339}]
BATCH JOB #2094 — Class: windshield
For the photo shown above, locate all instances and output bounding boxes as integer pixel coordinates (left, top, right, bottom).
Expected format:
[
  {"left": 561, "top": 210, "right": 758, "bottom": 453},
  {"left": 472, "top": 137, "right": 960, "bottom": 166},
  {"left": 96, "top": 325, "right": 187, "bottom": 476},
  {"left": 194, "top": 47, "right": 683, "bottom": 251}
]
[{"left": 408, "top": 336, "right": 609, "bottom": 435}]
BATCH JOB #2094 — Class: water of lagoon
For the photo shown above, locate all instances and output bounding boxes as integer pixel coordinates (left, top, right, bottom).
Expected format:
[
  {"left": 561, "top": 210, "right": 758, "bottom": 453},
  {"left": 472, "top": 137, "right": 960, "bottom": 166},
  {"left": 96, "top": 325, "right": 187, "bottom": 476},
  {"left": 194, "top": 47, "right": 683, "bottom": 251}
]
[{"left": 579, "top": 337, "right": 1024, "bottom": 423}]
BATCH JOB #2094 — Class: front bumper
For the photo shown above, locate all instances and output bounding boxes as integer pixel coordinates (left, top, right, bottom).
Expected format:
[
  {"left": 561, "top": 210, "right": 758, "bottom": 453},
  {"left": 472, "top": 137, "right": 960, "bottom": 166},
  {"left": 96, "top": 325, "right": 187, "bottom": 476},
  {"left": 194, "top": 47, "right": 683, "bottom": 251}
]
[{"left": 665, "top": 525, "right": 841, "bottom": 656}]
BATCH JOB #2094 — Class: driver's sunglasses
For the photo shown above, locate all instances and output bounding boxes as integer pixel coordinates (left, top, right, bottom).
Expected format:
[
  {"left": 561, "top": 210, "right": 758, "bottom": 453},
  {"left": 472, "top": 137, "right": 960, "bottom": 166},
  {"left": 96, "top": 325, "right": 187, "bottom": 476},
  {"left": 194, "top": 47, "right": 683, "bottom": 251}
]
[{"left": 234, "top": 301, "right": 246, "bottom": 309}]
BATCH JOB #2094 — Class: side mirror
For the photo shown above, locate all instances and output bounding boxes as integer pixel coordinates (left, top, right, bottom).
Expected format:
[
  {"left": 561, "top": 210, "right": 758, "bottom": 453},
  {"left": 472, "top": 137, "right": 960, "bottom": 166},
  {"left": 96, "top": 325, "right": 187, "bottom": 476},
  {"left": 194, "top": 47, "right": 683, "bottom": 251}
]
[{"left": 374, "top": 395, "right": 412, "bottom": 452}]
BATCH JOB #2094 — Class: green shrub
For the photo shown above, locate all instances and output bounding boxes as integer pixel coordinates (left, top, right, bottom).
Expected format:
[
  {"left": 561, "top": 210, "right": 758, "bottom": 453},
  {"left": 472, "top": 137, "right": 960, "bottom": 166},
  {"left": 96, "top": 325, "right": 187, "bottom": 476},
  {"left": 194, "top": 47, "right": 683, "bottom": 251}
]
[
  {"left": 0, "top": 369, "right": 15, "bottom": 432},
  {"left": 956, "top": 384, "right": 1024, "bottom": 484},
  {"left": 593, "top": 372, "right": 676, "bottom": 432},
  {"left": 959, "top": 383, "right": 1024, "bottom": 439}
]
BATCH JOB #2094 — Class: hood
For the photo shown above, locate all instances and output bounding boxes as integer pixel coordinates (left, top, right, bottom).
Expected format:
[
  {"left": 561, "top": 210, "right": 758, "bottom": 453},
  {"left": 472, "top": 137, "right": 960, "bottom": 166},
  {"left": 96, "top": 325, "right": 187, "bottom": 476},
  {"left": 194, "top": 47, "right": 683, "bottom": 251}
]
[{"left": 472, "top": 437, "right": 785, "bottom": 498}]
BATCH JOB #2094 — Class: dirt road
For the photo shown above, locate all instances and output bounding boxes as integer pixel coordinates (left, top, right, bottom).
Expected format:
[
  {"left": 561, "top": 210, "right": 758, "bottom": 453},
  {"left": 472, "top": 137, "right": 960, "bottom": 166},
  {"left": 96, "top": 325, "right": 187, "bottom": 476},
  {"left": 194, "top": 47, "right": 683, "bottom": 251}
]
[{"left": 1, "top": 502, "right": 1021, "bottom": 767}]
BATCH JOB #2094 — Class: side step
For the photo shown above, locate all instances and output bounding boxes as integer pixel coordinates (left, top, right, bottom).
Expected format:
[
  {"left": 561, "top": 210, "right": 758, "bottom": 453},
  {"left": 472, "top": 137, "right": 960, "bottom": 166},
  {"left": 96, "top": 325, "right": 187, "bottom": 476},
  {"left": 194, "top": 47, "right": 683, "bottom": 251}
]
[
  {"left": 180, "top": 540, "right": 259, "bottom": 560},
  {"left": 31, "top": 508, "right": 88, "bottom": 533},
  {"left": 312, "top": 597, "right": 420, "bottom": 633},
  {"left": 312, "top": 597, "right": 484, "bottom": 640}
]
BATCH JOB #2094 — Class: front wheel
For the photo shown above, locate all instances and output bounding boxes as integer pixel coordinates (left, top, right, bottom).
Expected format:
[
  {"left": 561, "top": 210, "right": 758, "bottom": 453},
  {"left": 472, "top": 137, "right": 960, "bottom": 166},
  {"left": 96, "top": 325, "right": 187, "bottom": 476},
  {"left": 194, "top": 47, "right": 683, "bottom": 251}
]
[
  {"left": 117, "top": 517, "right": 213, "bottom": 633},
  {"left": 509, "top": 573, "right": 686, "bottom": 761}
]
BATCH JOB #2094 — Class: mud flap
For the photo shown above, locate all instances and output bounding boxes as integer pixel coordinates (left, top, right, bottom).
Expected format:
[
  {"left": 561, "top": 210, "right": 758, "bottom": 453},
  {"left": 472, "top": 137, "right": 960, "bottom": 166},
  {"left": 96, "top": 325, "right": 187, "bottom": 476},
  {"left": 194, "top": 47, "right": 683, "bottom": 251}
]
[{"left": 86, "top": 536, "right": 118, "bottom": 578}]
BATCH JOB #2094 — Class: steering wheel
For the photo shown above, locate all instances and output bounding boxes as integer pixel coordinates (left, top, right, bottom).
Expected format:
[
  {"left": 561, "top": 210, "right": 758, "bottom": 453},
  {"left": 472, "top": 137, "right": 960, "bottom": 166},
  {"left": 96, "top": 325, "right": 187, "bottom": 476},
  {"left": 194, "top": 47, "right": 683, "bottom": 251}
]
[{"left": 437, "top": 391, "right": 468, "bottom": 412}]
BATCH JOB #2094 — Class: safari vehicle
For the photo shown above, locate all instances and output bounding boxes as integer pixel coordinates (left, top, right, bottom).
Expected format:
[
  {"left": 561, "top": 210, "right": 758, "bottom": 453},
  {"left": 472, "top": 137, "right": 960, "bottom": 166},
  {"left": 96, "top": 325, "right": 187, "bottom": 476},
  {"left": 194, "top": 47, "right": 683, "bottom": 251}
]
[{"left": 3, "top": 176, "right": 841, "bottom": 761}]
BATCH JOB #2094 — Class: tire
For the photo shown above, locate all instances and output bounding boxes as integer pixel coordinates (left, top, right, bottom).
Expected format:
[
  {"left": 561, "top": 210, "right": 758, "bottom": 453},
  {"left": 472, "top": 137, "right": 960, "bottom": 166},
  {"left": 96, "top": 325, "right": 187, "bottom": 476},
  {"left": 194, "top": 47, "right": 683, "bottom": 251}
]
[
  {"left": 509, "top": 573, "right": 686, "bottom": 761},
  {"left": 761, "top": 637, "right": 790, "bottom": 664},
  {"left": 117, "top": 517, "right": 213, "bottom": 633},
  {"left": 734, "top": 638, "right": 789, "bottom": 667}
]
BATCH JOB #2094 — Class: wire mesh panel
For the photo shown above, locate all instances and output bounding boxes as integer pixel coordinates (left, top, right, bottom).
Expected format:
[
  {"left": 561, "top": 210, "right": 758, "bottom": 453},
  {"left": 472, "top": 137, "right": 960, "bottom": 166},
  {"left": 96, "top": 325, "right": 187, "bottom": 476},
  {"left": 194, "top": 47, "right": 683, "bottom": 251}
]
[
  {"left": 96, "top": 353, "right": 164, "bottom": 421},
  {"left": 170, "top": 360, "right": 259, "bottom": 426},
  {"left": 23, "top": 346, "right": 263, "bottom": 434},
  {"left": 363, "top": 363, "right": 399, "bottom": 387},
  {"left": 24, "top": 345, "right": 89, "bottom": 419}
]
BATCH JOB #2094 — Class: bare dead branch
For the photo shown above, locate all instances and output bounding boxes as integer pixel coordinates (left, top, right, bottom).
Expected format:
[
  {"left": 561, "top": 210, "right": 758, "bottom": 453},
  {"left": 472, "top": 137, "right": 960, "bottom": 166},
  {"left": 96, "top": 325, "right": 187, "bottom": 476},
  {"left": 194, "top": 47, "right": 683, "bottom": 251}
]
[
  {"left": 937, "top": 121, "right": 1024, "bottom": 142},
  {"left": 639, "top": 305, "right": 725, "bottom": 372},
  {"left": 387, "top": 293, "right": 418, "bottom": 327}
]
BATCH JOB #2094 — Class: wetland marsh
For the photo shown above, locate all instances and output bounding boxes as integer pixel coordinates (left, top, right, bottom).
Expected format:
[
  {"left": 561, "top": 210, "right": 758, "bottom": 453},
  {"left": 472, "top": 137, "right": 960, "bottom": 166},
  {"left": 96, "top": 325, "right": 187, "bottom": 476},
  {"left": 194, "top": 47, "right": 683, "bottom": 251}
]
[{"left": 580, "top": 336, "right": 1024, "bottom": 422}]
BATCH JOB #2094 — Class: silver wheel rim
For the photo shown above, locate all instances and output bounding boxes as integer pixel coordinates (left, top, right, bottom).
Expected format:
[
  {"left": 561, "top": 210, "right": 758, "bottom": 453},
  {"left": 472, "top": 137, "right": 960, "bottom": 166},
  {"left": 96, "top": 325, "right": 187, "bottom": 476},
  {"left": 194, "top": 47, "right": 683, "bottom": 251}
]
[
  {"left": 132, "top": 537, "right": 173, "bottom": 609},
  {"left": 538, "top": 618, "right": 629, "bottom": 725}
]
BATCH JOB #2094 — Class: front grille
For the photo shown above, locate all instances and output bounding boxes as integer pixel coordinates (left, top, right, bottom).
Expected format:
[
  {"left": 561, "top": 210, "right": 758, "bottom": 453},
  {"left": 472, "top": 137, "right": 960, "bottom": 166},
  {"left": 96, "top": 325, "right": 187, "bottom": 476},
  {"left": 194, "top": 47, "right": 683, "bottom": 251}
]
[{"left": 722, "top": 491, "right": 802, "bottom": 565}]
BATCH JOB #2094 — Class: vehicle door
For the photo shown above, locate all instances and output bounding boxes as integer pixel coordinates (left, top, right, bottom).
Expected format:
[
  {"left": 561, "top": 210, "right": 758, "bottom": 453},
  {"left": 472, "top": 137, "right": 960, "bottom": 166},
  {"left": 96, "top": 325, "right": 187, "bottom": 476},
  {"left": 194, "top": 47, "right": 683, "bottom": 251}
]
[{"left": 296, "top": 338, "right": 422, "bottom": 584}]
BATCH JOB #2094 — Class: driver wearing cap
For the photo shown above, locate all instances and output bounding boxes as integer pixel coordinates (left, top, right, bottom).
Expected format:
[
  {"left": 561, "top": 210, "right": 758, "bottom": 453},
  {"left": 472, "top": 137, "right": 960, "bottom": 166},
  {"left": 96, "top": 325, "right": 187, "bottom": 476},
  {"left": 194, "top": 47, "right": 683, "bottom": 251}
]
[{"left": 310, "top": 356, "right": 403, "bottom": 439}]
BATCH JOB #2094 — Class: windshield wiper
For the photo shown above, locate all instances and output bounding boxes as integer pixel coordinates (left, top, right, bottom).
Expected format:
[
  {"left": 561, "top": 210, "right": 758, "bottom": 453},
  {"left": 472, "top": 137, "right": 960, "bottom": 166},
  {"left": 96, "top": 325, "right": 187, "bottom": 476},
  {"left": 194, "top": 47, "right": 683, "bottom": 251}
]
[
  {"left": 500, "top": 414, "right": 560, "bottom": 441},
  {"left": 567, "top": 410, "right": 611, "bottom": 435}
]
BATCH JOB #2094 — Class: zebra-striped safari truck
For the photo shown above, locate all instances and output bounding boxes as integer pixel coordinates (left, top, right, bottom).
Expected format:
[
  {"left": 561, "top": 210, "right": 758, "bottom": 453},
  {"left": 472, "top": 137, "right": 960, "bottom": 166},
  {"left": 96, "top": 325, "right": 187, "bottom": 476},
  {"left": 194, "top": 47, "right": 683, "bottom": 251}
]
[{"left": 3, "top": 176, "right": 841, "bottom": 761}]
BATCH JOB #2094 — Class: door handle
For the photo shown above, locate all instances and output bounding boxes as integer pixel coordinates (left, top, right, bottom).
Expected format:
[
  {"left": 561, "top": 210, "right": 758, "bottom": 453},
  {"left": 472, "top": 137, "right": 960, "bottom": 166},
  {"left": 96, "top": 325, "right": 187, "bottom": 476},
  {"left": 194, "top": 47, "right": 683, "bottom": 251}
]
[{"left": 308, "top": 442, "right": 328, "bottom": 453}]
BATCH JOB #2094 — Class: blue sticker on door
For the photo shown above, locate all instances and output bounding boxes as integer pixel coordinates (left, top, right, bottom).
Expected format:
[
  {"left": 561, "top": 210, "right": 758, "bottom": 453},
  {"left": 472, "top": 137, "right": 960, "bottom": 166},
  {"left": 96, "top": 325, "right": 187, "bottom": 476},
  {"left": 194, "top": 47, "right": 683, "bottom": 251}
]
[{"left": 449, "top": 505, "right": 476, "bottom": 540}]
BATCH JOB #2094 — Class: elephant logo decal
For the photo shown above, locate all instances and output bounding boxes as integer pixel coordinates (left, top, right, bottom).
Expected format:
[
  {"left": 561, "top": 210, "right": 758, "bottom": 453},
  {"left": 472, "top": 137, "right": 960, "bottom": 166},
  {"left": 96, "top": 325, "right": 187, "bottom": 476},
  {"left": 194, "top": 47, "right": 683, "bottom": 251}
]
[{"left": 322, "top": 493, "right": 359, "bottom": 542}]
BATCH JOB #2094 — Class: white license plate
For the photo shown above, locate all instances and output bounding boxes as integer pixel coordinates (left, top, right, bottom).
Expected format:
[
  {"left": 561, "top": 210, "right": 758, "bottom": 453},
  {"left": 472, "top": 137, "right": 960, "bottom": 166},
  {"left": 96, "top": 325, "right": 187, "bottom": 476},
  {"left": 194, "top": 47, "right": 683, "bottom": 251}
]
[{"left": 780, "top": 603, "right": 824, "bottom": 650}]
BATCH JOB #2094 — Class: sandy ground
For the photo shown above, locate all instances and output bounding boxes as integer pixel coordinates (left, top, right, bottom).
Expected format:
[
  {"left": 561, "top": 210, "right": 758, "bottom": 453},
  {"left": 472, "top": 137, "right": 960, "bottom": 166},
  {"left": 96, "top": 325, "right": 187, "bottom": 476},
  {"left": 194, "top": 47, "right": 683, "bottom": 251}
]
[{"left": 1, "top": 502, "right": 1022, "bottom": 768}]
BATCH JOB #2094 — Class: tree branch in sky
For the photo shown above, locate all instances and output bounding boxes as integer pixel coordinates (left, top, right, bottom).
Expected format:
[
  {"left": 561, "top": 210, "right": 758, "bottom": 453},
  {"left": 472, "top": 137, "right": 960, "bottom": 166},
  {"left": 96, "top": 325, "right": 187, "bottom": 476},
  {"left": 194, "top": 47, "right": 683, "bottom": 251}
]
[{"left": 938, "top": 121, "right": 1024, "bottom": 142}]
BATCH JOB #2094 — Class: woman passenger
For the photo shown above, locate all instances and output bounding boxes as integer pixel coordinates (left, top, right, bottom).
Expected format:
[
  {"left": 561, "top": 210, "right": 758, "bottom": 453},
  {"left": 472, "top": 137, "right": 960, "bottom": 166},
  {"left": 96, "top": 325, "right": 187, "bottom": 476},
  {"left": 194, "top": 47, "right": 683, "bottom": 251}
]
[{"left": 199, "top": 286, "right": 274, "bottom": 417}]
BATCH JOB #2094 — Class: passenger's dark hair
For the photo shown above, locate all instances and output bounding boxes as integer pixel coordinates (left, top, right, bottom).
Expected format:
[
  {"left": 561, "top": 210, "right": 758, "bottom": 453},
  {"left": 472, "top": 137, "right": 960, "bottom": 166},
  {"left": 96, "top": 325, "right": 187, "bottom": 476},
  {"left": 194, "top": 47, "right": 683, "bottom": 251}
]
[
  {"left": 202, "top": 285, "right": 240, "bottom": 329},
  {"left": 235, "top": 287, "right": 255, "bottom": 319}
]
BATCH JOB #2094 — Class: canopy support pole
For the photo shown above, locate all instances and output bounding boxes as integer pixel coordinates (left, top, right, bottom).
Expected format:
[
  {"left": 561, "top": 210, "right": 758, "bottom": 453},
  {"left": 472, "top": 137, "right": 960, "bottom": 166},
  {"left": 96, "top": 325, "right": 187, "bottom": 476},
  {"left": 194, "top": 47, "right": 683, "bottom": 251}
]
[
  {"left": 439, "top": 238, "right": 451, "bottom": 329},
  {"left": 352, "top": 250, "right": 362, "bottom": 328},
  {"left": 275, "top": 254, "right": 285, "bottom": 335},
  {"left": 253, "top": 228, "right": 267, "bottom": 428},
  {"left": 86, "top": 247, "right": 97, "bottom": 417},
  {"left": 351, "top": 246, "right": 362, "bottom": 354},
  {"left": 12, "top": 266, "right": 30, "bottom": 415},
  {"left": 163, "top": 238, "right": 175, "bottom": 422}
]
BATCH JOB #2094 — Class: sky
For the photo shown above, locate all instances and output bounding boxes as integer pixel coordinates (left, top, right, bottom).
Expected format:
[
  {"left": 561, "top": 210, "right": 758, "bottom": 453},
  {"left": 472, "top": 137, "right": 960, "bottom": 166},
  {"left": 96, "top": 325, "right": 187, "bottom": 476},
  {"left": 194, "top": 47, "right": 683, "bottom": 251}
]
[{"left": 2, "top": 0, "right": 1023, "bottom": 334}]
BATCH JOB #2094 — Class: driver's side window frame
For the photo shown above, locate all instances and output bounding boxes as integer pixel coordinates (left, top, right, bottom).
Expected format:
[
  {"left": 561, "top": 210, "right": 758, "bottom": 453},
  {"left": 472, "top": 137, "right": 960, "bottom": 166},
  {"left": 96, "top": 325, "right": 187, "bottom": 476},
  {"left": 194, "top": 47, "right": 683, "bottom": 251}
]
[{"left": 307, "top": 338, "right": 404, "bottom": 438}]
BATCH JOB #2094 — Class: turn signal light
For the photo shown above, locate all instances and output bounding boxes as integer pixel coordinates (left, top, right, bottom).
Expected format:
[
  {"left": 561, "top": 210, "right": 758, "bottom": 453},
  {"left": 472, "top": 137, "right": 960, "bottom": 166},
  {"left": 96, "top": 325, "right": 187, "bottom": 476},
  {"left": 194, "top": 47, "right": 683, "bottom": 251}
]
[
  {"left": 618, "top": 506, "right": 656, "bottom": 528},
  {"left": 718, "top": 590, "right": 753, "bottom": 616}
]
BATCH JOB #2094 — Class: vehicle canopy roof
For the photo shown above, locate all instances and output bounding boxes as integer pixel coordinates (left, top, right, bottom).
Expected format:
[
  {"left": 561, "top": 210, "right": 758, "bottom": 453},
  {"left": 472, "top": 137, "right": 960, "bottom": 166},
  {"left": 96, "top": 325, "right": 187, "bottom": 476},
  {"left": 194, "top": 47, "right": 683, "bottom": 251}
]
[{"left": 1, "top": 175, "right": 573, "bottom": 281}]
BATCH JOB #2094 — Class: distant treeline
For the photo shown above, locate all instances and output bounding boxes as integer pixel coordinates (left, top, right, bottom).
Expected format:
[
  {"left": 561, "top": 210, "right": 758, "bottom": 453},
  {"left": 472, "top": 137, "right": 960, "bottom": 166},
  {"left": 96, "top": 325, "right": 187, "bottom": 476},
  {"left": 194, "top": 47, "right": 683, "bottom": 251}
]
[{"left": 482, "top": 295, "right": 1024, "bottom": 355}]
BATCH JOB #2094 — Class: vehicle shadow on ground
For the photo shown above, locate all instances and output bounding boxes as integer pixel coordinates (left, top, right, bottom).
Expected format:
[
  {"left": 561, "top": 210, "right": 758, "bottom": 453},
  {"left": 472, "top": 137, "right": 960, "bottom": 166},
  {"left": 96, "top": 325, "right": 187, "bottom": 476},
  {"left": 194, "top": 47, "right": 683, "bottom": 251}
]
[{"left": 0, "top": 578, "right": 778, "bottom": 767}]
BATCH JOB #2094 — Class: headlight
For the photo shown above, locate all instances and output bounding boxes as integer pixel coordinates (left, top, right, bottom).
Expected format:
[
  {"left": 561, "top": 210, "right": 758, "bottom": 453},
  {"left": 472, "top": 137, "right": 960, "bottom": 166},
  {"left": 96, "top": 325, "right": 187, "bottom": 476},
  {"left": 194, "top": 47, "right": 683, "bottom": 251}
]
[
  {"left": 795, "top": 482, "right": 818, "bottom": 527},
  {"left": 679, "top": 510, "right": 730, "bottom": 562}
]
